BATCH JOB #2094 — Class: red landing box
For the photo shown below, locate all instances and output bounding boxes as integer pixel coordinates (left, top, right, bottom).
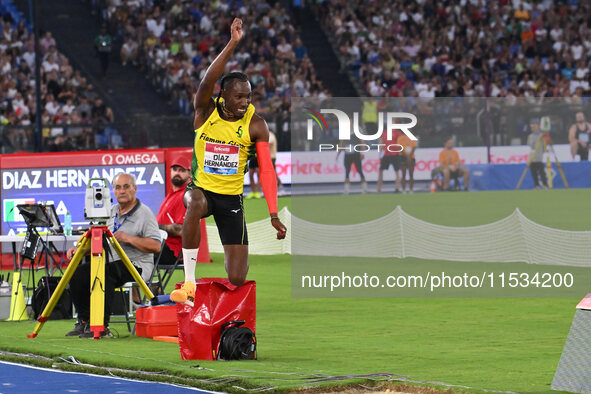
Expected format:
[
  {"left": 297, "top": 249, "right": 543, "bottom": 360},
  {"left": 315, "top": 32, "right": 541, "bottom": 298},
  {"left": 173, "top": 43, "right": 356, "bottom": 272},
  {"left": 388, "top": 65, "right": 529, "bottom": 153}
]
[
  {"left": 177, "top": 278, "right": 256, "bottom": 360},
  {"left": 135, "top": 305, "right": 178, "bottom": 338}
]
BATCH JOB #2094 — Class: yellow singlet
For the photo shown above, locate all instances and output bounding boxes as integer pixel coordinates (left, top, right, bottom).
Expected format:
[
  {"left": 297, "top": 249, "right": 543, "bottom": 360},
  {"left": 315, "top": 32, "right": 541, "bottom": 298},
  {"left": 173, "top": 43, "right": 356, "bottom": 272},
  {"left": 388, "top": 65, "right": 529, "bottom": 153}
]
[{"left": 192, "top": 101, "right": 256, "bottom": 195}]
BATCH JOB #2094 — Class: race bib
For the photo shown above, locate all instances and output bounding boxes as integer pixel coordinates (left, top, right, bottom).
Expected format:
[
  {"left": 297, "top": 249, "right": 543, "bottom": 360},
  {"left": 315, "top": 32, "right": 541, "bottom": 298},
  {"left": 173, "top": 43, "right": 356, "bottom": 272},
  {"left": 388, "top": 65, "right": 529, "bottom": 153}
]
[
  {"left": 204, "top": 143, "right": 240, "bottom": 175},
  {"left": 580, "top": 133, "right": 589, "bottom": 143}
]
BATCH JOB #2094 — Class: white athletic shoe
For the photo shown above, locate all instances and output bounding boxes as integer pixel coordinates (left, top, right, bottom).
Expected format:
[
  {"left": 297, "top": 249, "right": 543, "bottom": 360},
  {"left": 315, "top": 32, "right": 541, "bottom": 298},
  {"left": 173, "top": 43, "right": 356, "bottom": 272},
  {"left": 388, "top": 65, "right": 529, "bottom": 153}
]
[
  {"left": 344, "top": 183, "right": 350, "bottom": 195},
  {"left": 361, "top": 181, "right": 368, "bottom": 194}
]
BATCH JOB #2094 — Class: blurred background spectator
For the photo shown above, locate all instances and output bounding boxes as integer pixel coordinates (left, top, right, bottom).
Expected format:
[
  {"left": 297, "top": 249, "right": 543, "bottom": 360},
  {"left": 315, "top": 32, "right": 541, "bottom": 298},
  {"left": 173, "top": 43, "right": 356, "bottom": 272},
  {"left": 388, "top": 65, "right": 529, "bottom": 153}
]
[
  {"left": 3, "top": 0, "right": 591, "bottom": 153},
  {"left": 102, "top": 0, "right": 323, "bottom": 152},
  {"left": 0, "top": 3, "right": 121, "bottom": 153}
]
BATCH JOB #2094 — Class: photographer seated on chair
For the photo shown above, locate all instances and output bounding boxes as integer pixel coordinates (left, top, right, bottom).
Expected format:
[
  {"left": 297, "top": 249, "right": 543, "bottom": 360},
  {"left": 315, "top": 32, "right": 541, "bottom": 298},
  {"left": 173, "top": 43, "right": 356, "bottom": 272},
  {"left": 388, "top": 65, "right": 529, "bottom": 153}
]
[
  {"left": 439, "top": 138, "right": 470, "bottom": 191},
  {"left": 65, "top": 173, "right": 161, "bottom": 338}
]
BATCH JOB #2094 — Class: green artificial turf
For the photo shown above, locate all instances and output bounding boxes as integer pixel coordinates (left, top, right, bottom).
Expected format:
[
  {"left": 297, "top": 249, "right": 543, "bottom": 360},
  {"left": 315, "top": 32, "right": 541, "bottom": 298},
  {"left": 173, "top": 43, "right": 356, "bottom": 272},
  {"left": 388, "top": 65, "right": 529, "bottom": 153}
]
[{"left": 1, "top": 189, "right": 589, "bottom": 393}]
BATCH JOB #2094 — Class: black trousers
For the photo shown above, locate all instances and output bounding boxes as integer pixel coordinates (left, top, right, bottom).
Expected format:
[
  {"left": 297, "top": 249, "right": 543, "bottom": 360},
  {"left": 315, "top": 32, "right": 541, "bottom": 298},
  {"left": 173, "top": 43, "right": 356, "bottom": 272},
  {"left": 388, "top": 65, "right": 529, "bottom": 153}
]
[
  {"left": 530, "top": 162, "right": 548, "bottom": 187},
  {"left": 156, "top": 243, "right": 179, "bottom": 267},
  {"left": 577, "top": 145, "right": 589, "bottom": 161},
  {"left": 344, "top": 153, "right": 365, "bottom": 180},
  {"left": 98, "top": 52, "right": 110, "bottom": 76},
  {"left": 70, "top": 258, "right": 137, "bottom": 325}
]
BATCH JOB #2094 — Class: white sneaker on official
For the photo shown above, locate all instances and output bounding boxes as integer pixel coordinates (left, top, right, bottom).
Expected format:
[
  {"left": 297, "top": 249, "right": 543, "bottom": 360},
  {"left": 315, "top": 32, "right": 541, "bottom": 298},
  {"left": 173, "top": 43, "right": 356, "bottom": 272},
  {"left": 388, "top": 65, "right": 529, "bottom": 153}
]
[
  {"left": 344, "top": 183, "right": 350, "bottom": 195},
  {"left": 361, "top": 181, "right": 368, "bottom": 194}
]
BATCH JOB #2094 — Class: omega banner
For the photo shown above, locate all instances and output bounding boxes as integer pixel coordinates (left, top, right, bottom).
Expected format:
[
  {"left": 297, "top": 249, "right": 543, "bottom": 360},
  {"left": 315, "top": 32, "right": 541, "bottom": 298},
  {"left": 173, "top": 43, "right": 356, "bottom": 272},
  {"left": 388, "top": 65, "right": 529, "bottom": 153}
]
[{"left": 0, "top": 150, "right": 168, "bottom": 237}]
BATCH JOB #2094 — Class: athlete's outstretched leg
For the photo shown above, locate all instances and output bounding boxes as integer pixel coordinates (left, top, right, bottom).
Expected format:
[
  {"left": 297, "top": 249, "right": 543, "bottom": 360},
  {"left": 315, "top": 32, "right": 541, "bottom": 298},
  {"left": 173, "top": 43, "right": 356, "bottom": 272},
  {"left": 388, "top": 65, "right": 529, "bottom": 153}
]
[
  {"left": 223, "top": 245, "right": 249, "bottom": 286},
  {"left": 171, "top": 188, "right": 208, "bottom": 305}
]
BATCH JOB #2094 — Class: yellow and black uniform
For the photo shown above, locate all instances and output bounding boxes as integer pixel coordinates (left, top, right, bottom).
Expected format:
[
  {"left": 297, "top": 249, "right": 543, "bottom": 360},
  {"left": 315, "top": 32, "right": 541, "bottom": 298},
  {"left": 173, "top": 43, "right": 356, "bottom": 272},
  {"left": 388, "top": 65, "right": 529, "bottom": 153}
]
[
  {"left": 186, "top": 101, "right": 256, "bottom": 245},
  {"left": 192, "top": 101, "right": 256, "bottom": 194}
]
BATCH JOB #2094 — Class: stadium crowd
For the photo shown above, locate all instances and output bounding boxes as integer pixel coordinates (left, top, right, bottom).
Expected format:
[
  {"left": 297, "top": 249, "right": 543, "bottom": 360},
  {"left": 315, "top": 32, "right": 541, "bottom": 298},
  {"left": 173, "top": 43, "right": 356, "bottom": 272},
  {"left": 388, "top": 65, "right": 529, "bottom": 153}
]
[
  {"left": 102, "top": 0, "right": 322, "bottom": 151},
  {"left": 317, "top": 0, "right": 591, "bottom": 102},
  {"left": 0, "top": 9, "right": 119, "bottom": 153},
  {"left": 6, "top": 0, "right": 591, "bottom": 153}
]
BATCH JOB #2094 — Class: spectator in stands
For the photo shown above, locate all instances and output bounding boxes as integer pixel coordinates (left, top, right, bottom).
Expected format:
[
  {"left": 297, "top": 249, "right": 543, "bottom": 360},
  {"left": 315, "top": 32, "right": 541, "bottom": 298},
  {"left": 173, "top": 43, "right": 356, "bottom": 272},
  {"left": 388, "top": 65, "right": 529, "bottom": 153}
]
[
  {"left": 0, "top": 17, "right": 115, "bottom": 152},
  {"left": 120, "top": 36, "right": 138, "bottom": 66},
  {"left": 568, "top": 111, "right": 591, "bottom": 161},
  {"left": 94, "top": 26, "right": 112, "bottom": 77},
  {"left": 156, "top": 156, "right": 191, "bottom": 266},
  {"left": 39, "top": 31, "right": 56, "bottom": 54},
  {"left": 292, "top": 38, "right": 308, "bottom": 60},
  {"left": 527, "top": 119, "right": 548, "bottom": 189},
  {"left": 102, "top": 1, "right": 325, "bottom": 151},
  {"left": 318, "top": 0, "right": 591, "bottom": 108},
  {"left": 65, "top": 173, "right": 161, "bottom": 338},
  {"left": 76, "top": 96, "right": 92, "bottom": 119},
  {"left": 439, "top": 138, "right": 469, "bottom": 191},
  {"left": 92, "top": 98, "right": 114, "bottom": 123},
  {"left": 44, "top": 94, "right": 59, "bottom": 116}
]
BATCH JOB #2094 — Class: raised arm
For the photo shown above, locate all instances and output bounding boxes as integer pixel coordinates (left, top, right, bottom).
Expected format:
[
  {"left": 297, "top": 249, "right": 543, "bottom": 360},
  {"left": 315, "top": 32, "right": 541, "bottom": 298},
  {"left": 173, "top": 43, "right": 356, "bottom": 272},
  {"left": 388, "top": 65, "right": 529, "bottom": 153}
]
[{"left": 193, "top": 18, "right": 243, "bottom": 121}]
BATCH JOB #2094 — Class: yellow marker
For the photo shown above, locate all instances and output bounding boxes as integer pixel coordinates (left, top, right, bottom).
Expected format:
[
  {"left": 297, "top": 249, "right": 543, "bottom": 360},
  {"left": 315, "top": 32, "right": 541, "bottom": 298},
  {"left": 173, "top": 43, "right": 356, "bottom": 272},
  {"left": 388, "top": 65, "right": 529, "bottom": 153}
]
[
  {"left": 7, "top": 272, "right": 27, "bottom": 321},
  {"left": 545, "top": 141, "right": 553, "bottom": 189}
]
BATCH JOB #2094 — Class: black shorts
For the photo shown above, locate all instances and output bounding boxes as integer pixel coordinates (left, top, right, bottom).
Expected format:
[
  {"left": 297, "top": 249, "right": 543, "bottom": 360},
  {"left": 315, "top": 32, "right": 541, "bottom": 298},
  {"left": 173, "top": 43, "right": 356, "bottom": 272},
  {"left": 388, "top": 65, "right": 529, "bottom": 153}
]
[
  {"left": 401, "top": 157, "right": 416, "bottom": 169},
  {"left": 248, "top": 158, "right": 258, "bottom": 170},
  {"left": 380, "top": 155, "right": 402, "bottom": 171},
  {"left": 450, "top": 169, "right": 462, "bottom": 178},
  {"left": 577, "top": 145, "right": 589, "bottom": 161},
  {"left": 185, "top": 182, "right": 248, "bottom": 245}
]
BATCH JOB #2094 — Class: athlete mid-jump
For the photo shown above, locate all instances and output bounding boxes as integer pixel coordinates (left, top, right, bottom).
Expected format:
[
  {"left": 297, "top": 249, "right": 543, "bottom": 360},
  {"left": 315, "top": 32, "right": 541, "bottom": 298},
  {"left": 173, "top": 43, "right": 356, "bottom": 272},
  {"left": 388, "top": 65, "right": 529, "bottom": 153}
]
[{"left": 171, "top": 18, "right": 287, "bottom": 305}]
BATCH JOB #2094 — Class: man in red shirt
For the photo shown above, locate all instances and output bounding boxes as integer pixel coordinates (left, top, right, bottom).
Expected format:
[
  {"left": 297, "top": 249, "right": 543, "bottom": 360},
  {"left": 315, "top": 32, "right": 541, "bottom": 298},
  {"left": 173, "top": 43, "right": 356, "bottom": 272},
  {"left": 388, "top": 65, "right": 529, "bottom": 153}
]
[
  {"left": 377, "top": 129, "right": 403, "bottom": 193},
  {"left": 156, "top": 156, "right": 191, "bottom": 266}
]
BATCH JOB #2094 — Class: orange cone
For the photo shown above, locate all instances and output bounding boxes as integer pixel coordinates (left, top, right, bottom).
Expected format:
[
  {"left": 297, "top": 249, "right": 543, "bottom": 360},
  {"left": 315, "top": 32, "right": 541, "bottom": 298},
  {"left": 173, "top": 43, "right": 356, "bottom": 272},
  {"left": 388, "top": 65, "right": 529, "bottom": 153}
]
[
  {"left": 430, "top": 180, "right": 437, "bottom": 193},
  {"left": 197, "top": 219, "right": 212, "bottom": 263}
]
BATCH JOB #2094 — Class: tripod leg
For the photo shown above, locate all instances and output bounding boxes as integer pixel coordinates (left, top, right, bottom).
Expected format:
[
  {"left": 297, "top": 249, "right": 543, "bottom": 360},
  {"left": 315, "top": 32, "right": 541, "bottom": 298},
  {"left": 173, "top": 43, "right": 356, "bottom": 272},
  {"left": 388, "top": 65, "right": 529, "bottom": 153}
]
[
  {"left": 45, "top": 241, "right": 63, "bottom": 276},
  {"left": 550, "top": 145, "right": 569, "bottom": 188},
  {"left": 27, "top": 235, "right": 91, "bottom": 338},
  {"left": 555, "top": 160, "right": 568, "bottom": 188},
  {"left": 90, "top": 251, "right": 106, "bottom": 339},
  {"left": 516, "top": 162, "right": 532, "bottom": 190},
  {"left": 545, "top": 142, "right": 553, "bottom": 189},
  {"left": 108, "top": 236, "right": 155, "bottom": 300}
]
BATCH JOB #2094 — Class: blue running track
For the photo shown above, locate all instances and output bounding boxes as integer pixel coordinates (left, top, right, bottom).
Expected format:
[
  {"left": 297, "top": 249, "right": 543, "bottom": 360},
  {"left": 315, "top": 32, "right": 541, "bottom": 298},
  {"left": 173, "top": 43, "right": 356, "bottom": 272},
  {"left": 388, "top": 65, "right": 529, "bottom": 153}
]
[{"left": 0, "top": 361, "right": 220, "bottom": 393}]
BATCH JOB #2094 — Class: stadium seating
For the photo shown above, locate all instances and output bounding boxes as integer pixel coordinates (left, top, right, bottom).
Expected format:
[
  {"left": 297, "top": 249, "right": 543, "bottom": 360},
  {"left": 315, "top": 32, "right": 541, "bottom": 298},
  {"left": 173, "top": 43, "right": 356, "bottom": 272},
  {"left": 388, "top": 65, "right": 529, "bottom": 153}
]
[
  {"left": 0, "top": 0, "right": 121, "bottom": 153},
  {"left": 102, "top": 1, "right": 324, "bottom": 151},
  {"left": 316, "top": 0, "right": 591, "bottom": 101}
]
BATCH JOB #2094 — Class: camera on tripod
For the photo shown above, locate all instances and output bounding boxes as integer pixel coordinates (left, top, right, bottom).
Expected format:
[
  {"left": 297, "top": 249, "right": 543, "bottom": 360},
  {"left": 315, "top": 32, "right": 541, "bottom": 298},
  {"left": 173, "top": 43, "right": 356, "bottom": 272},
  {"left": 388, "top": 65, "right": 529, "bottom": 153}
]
[{"left": 84, "top": 178, "right": 112, "bottom": 224}]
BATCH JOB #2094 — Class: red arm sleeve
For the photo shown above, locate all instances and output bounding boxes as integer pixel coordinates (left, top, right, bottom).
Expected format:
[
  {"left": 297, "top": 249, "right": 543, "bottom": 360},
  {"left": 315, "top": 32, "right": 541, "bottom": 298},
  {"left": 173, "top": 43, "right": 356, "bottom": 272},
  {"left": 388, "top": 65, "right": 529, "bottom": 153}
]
[{"left": 255, "top": 141, "right": 278, "bottom": 215}]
